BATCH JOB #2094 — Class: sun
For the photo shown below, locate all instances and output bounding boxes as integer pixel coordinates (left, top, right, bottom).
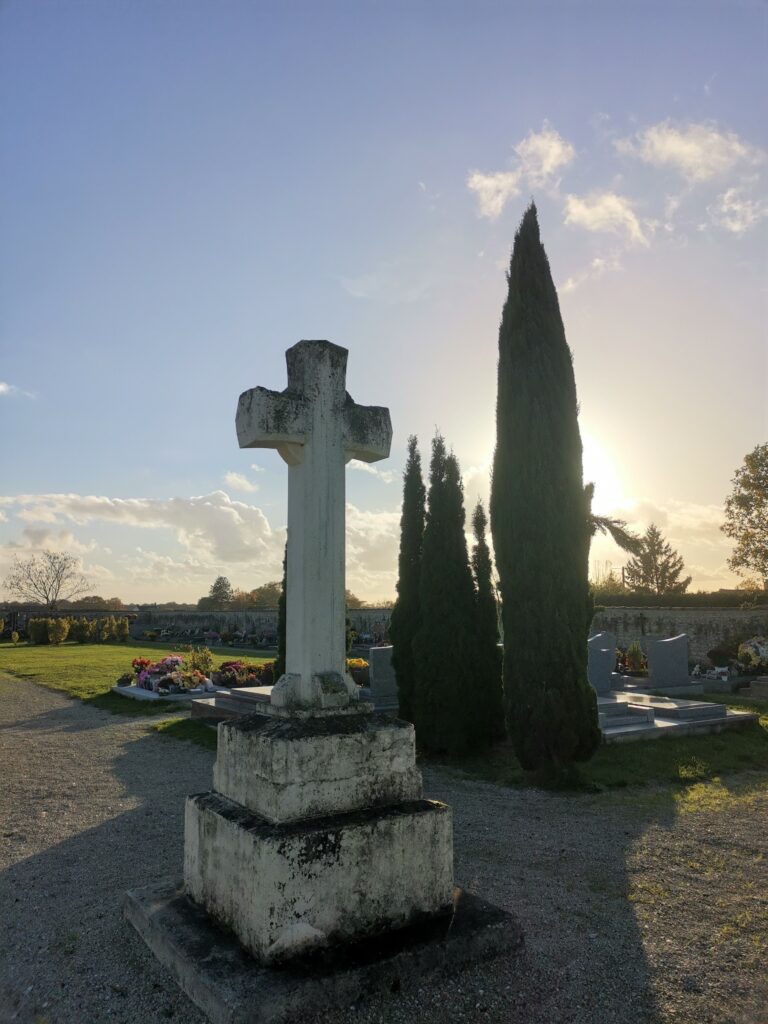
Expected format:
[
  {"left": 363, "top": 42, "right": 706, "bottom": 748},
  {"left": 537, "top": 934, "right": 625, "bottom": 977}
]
[{"left": 581, "top": 430, "right": 625, "bottom": 513}]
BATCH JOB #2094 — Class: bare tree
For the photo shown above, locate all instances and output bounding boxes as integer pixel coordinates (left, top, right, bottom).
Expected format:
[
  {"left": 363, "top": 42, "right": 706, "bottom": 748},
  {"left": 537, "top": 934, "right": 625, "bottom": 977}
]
[{"left": 4, "top": 550, "right": 89, "bottom": 611}]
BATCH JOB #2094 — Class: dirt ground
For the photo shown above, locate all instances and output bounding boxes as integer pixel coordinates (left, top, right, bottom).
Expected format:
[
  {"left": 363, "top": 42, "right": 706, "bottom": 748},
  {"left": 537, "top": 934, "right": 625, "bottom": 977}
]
[{"left": 1, "top": 675, "right": 766, "bottom": 1024}]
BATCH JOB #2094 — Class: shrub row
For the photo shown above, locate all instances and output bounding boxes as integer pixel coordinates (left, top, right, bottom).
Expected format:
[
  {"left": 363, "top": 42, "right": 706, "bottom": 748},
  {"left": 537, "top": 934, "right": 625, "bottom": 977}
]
[{"left": 27, "top": 616, "right": 131, "bottom": 645}]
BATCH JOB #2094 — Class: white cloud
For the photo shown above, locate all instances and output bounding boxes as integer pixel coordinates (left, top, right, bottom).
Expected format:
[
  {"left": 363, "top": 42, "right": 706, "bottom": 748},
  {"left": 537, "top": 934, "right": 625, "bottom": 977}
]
[
  {"left": 250, "top": 463, "right": 265, "bottom": 473},
  {"left": 514, "top": 123, "right": 576, "bottom": 189},
  {"left": 224, "top": 471, "right": 259, "bottom": 493},
  {"left": 564, "top": 191, "right": 649, "bottom": 246},
  {"left": 707, "top": 186, "right": 768, "bottom": 234},
  {"left": 468, "top": 123, "right": 576, "bottom": 219},
  {"left": 615, "top": 120, "right": 764, "bottom": 183},
  {"left": 0, "top": 491, "right": 283, "bottom": 567},
  {"left": 562, "top": 252, "right": 623, "bottom": 293},
  {"left": 348, "top": 459, "right": 395, "bottom": 484},
  {"left": 0, "top": 381, "right": 34, "bottom": 398},
  {"left": 345, "top": 503, "right": 400, "bottom": 597},
  {"left": 466, "top": 170, "right": 522, "bottom": 219}
]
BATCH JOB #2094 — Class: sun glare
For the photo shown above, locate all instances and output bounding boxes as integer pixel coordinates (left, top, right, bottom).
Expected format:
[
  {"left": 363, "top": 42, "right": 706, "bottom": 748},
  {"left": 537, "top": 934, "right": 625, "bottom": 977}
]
[{"left": 581, "top": 431, "right": 625, "bottom": 513}]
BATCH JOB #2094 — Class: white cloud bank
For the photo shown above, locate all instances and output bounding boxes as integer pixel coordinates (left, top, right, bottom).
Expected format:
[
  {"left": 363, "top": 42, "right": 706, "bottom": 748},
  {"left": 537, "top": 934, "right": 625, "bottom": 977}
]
[
  {"left": 615, "top": 120, "right": 764, "bottom": 183},
  {"left": 563, "top": 191, "right": 649, "bottom": 246},
  {"left": 468, "top": 123, "right": 576, "bottom": 219},
  {"left": 0, "top": 491, "right": 405, "bottom": 602},
  {"left": 0, "top": 491, "right": 282, "bottom": 566}
]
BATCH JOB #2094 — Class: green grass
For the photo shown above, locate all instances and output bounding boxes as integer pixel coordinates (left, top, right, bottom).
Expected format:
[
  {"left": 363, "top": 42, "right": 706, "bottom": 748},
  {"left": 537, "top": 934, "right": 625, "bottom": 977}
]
[
  {"left": 445, "top": 693, "right": 768, "bottom": 793},
  {"left": 0, "top": 640, "right": 270, "bottom": 716},
  {"left": 150, "top": 717, "right": 218, "bottom": 750}
]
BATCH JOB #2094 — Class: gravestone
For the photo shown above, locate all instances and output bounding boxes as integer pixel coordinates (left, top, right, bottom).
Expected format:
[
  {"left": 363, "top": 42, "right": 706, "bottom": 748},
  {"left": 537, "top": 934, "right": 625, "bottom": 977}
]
[
  {"left": 587, "top": 631, "right": 617, "bottom": 695},
  {"left": 360, "top": 645, "right": 399, "bottom": 712},
  {"left": 126, "top": 341, "right": 521, "bottom": 1021},
  {"left": 645, "top": 634, "right": 691, "bottom": 688}
]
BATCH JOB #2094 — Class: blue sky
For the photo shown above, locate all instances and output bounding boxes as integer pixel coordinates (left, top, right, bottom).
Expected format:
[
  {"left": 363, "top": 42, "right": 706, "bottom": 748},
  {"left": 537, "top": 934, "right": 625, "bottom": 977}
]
[{"left": 1, "top": 0, "right": 766, "bottom": 601}]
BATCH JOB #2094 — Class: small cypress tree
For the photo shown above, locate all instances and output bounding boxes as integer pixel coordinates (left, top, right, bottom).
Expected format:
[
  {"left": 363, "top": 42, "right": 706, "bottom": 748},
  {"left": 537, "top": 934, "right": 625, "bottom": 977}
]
[
  {"left": 490, "top": 203, "right": 600, "bottom": 773},
  {"left": 275, "top": 543, "right": 287, "bottom": 679},
  {"left": 471, "top": 500, "right": 505, "bottom": 743},
  {"left": 389, "top": 435, "right": 426, "bottom": 722},
  {"left": 412, "top": 436, "right": 482, "bottom": 754}
]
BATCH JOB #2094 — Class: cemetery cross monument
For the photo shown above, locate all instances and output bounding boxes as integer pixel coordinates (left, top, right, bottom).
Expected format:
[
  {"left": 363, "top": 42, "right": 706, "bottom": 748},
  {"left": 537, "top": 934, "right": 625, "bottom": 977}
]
[
  {"left": 125, "top": 338, "right": 521, "bottom": 1017},
  {"left": 236, "top": 339, "right": 392, "bottom": 711}
]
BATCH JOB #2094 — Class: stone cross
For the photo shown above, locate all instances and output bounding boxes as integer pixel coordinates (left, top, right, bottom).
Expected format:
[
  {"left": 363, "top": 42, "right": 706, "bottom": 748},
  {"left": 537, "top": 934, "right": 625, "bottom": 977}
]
[{"left": 236, "top": 340, "right": 392, "bottom": 712}]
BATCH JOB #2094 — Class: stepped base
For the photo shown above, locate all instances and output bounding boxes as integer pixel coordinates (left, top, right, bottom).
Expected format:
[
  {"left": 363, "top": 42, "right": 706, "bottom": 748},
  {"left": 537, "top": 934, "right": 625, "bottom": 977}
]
[
  {"left": 185, "top": 793, "right": 453, "bottom": 963},
  {"left": 124, "top": 880, "right": 523, "bottom": 1024}
]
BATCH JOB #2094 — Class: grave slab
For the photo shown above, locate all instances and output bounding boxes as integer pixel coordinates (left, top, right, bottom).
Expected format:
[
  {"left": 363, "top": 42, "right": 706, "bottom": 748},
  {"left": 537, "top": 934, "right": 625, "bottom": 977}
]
[{"left": 124, "top": 880, "right": 523, "bottom": 1024}]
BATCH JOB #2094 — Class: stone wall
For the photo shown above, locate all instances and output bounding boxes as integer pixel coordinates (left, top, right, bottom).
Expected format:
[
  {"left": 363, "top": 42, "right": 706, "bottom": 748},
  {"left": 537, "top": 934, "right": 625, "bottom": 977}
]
[
  {"left": 592, "top": 606, "right": 768, "bottom": 660},
  {"left": 133, "top": 605, "right": 766, "bottom": 660},
  {"left": 134, "top": 607, "right": 394, "bottom": 638}
]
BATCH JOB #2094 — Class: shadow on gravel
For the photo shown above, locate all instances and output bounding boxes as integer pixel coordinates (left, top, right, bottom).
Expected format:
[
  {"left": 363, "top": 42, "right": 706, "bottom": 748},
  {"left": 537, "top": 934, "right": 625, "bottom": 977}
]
[
  {"left": 0, "top": 730, "right": 214, "bottom": 1024},
  {"left": 418, "top": 767, "right": 675, "bottom": 1024},
  {"left": 1, "top": 714, "right": 695, "bottom": 1024}
]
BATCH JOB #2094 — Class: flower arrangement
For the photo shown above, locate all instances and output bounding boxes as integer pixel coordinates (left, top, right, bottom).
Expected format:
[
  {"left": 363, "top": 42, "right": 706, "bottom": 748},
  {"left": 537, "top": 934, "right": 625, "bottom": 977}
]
[
  {"left": 213, "top": 660, "right": 276, "bottom": 688},
  {"left": 132, "top": 653, "right": 210, "bottom": 693},
  {"left": 346, "top": 657, "right": 370, "bottom": 685}
]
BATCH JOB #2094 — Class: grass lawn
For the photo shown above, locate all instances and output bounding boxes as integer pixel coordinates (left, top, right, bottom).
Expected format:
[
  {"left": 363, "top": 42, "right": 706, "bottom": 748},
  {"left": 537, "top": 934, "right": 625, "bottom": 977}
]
[
  {"left": 444, "top": 692, "right": 768, "bottom": 792},
  {"left": 0, "top": 640, "right": 270, "bottom": 715}
]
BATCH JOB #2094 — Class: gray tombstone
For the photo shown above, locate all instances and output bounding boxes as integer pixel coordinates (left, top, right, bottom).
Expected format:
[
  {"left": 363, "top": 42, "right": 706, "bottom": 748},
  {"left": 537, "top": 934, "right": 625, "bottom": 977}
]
[
  {"left": 645, "top": 634, "right": 690, "bottom": 687},
  {"left": 587, "top": 631, "right": 617, "bottom": 695},
  {"left": 360, "top": 645, "right": 399, "bottom": 712}
]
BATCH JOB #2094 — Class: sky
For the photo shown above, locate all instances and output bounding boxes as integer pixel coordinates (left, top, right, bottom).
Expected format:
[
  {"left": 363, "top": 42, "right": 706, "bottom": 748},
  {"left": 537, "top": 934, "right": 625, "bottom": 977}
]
[{"left": 1, "top": 0, "right": 766, "bottom": 604}]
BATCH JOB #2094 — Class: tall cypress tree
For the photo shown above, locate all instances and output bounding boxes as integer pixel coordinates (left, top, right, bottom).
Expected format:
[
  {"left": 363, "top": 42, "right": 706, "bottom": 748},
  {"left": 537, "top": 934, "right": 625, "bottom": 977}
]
[
  {"left": 389, "top": 435, "right": 426, "bottom": 722},
  {"left": 490, "top": 203, "right": 600, "bottom": 772},
  {"left": 471, "top": 500, "right": 505, "bottom": 743},
  {"left": 412, "top": 436, "right": 481, "bottom": 754}
]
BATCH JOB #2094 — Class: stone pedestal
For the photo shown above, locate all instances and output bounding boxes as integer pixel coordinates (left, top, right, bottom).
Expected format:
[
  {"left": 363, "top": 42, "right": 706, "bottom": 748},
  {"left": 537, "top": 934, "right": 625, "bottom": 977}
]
[{"left": 183, "top": 710, "right": 454, "bottom": 964}]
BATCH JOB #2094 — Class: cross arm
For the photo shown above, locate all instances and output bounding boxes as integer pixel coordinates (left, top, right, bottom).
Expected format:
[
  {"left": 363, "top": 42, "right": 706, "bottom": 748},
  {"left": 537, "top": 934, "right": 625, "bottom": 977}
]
[
  {"left": 343, "top": 397, "right": 392, "bottom": 463},
  {"left": 236, "top": 387, "right": 307, "bottom": 450}
]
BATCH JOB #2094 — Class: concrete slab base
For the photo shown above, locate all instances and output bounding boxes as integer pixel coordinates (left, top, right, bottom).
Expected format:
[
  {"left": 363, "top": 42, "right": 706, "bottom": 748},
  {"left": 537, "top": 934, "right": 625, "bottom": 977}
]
[
  {"left": 112, "top": 684, "right": 231, "bottom": 703},
  {"left": 124, "top": 879, "right": 523, "bottom": 1024}
]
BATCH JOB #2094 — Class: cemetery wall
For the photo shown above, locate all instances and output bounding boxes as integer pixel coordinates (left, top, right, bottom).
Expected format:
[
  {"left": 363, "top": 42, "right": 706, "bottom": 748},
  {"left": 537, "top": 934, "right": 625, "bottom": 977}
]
[
  {"left": 133, "top": 607, "right": 393, "bottom": 637},
  {"left": 592, "top": 606, "right": 768, "bottom": 659},
  {"left": 132, "top": 605, "right": 767, "bottom": 659}
]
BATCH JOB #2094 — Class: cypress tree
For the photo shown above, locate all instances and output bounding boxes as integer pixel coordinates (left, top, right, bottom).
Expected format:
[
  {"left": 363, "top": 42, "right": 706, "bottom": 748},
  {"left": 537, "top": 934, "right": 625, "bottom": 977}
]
[
  {"left": 389, "top": 435, "right": 426, "bottom": 722},
  {"left": 412, "top": 435, "right": 481, "bottom": 754},
  {"left": 275, "top": 543, "right": 287, "bottom": 679},
  {"left": 490, "top": 203, "right": 600, "bottom": 773},
  {"left": 471, "top": 500, "right": 505, "bottom": 743}
]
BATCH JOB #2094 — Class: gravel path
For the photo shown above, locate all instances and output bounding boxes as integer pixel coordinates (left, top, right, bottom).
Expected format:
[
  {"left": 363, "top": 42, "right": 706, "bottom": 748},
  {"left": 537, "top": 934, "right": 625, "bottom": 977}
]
[{"left": 1, "top": 676, "right": 766, "bottom": 1024}]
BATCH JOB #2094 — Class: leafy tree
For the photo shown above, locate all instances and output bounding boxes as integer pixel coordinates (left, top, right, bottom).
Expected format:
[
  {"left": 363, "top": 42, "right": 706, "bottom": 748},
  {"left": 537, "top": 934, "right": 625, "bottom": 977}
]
[
  {"left": 471, "top": 500, "right": 505, "bottom": 743},
  {"left": 412, "top": 436, "right": 483, "bottom": 754},
  {"left": 389, "top": 435, "right": 426, "bottom": 723},
  {"left": 490, "top": 203, "right": 600, "bottom": 773},
  {"left": 722, "top": 442, "right": 768, "bottom": 582},
  {"left": 589, "top": 569, "right": 625, "bottom": 600},
  {"left": 250, "top": 581, "right": 283, "bottom": 608},
  {"left": 230, "top": 589, "right": 251, "bottom": 609},
  {"left": 208, "top": 576, "right": 234, "bottom": 610},
  {"left": 345, "top": 589, "right": 364, "bottom": 609},
  {"left": 66, "top": 595, "right": 124, "bottom": 610},
  {"left": 275, "top": 544, "right": 287, "bottom": 679},
  {"left": 3, "top": 550, "right": 89, "bottom": 611},
  {"left": 623, "top": 524, "right": 691, "bottom": 596}
]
